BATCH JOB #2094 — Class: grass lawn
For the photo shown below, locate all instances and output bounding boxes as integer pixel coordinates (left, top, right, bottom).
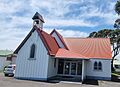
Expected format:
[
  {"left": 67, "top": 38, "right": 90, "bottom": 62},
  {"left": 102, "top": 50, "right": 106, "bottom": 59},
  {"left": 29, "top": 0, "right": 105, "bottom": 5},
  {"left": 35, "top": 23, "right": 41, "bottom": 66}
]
[{"left": 112, "top": 72, "right": 120, "bottom": 76}]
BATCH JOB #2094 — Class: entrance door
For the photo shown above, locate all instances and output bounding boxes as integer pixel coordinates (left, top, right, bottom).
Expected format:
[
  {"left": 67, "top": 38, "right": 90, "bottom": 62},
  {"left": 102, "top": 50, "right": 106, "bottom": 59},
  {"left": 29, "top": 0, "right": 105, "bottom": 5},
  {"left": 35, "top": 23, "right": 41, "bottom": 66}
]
[
  {"left": 63, "top": 61, "right": 82, "bottom": 76},
  {"left": 71, "top": 62, "right": 77, "bottom": 75},
  {"left": 77, "top": 62, "right": 82, "bottom": 75},
  {"left": 58, "top": 59, "right": 64, "bottom": 74},
  {"left": 64, "top": 62, "right": 70, "bottom": 74}
]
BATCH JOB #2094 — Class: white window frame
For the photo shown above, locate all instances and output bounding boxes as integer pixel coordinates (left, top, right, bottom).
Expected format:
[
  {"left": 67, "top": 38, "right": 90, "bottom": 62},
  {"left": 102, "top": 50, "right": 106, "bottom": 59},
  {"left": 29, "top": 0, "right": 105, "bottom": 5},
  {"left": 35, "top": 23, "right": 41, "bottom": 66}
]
[
  {"left": 94, "top": 61, "right": 102, "bottom": 71},
  {"left": 29, "top": 44, "right": 36, "bottom": 60}
]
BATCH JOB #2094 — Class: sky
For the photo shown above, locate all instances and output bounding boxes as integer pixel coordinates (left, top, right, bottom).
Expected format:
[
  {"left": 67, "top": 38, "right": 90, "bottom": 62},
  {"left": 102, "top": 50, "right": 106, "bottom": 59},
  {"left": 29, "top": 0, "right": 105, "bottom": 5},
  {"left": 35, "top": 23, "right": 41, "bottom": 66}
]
[{"left": 0, "top": 0, "right": 119, "bottom": 50}]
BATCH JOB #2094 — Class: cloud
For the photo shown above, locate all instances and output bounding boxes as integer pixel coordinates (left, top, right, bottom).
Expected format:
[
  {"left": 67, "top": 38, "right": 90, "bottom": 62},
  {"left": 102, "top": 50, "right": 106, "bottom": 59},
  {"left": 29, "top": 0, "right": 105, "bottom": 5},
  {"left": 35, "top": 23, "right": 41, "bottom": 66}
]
[
  {"left": 57, "top": 29, "right": 88, "bottom": 37},
  {"left": 0, "top": 27, "right": 88, "bottom": 50},
  {"left": 45, "top": 19, "right": 98, "bottom": 27},
  {"left": 0, "top": 0, "right": 116, "bottom": 28},
  {"left": 0, "top": 28, "right": 29, "bottom": 50},
  {"left": 44, "top": 28, "right": 89, "bottom": 37},
  {"left": 0, "top": 0, "right": 118, "bottom": 50}
]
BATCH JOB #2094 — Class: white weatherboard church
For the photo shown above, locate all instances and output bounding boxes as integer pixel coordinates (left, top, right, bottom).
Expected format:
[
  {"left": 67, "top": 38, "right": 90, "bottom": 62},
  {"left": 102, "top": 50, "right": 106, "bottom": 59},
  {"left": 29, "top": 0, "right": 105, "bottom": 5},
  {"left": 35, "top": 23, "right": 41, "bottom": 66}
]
[{"left": 14, "top": 12, "right": 112, "bottom": 82}]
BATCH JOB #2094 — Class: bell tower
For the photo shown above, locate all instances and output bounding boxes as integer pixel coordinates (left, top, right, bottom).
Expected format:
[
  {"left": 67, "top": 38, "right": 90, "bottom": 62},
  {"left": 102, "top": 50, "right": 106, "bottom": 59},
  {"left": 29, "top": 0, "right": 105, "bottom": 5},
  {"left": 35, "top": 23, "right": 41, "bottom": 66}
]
[{"left": 32, "top": 12, "right": 45, "bottom": 29}]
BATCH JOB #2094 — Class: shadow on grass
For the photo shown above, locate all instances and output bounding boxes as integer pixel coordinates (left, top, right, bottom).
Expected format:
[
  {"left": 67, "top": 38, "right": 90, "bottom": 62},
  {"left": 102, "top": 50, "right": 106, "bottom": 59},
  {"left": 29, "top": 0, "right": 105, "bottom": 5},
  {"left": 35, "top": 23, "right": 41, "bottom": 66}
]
[{"left": 82, "top": 79, "right": 99, "bottom": 85}]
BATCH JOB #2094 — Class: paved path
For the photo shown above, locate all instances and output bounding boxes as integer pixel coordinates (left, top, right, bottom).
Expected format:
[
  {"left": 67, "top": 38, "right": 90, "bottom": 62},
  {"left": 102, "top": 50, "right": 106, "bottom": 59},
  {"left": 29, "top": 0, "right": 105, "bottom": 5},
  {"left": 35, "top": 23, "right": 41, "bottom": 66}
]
[{"left": 0, "top": 73, "right": 120, "bottom": 87}]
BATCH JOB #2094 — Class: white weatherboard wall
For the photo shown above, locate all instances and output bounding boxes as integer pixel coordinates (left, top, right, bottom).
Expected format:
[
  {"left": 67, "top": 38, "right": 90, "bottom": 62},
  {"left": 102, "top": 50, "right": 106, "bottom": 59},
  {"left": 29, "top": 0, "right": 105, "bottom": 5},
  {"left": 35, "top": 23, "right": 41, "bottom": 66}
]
[
  {"left": 86, "top": 59, "right": 111, "bottom": 79},
  {"left": 51, "top": 32, "right": 65, "bottom": 48},
  {"left": 47, "top": 56, "right": 58, "bottom": 78},
  {"left": 15, "top": 30, "right": 49, "bottom": 80}
]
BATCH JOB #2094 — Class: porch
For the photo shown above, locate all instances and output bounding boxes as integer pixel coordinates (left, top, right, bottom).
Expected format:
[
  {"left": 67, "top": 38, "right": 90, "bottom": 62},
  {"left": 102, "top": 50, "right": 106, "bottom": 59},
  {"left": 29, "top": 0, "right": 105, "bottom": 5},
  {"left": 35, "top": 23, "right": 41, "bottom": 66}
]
[{"left": 50, "top": 58, "right": 88, "bottom": 82}]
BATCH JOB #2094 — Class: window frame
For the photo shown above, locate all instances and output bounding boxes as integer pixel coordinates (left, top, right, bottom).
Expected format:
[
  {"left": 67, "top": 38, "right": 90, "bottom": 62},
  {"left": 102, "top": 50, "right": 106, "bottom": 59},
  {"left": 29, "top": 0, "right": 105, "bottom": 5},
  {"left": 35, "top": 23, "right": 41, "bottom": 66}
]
[
  {"left": 93, "top": 61, "right": 102, "bottom": 71},
  {"left": 94, "top": 61, "right": 98, "bottom": 70},
  {"left": 98, "top": 62, "right": 102, "bottom": 70},
  {"left": 29, "top": 44, "right": 36, "bottom": 59}
]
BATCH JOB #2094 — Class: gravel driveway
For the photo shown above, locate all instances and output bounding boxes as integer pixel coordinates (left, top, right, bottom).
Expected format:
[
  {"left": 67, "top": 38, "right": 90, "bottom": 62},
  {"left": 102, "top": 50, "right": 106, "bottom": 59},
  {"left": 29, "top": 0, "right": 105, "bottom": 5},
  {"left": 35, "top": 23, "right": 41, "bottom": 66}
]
[{"left": 0, "top": 73, "right": 120, "bottom": 87}]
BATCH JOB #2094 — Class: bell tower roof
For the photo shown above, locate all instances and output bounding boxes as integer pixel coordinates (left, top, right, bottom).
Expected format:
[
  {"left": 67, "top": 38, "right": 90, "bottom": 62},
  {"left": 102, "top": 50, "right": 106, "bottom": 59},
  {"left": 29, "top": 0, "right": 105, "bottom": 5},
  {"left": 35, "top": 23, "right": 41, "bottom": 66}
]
[{"left": 32, "top": 12, "right": 45, "bottom": 23}]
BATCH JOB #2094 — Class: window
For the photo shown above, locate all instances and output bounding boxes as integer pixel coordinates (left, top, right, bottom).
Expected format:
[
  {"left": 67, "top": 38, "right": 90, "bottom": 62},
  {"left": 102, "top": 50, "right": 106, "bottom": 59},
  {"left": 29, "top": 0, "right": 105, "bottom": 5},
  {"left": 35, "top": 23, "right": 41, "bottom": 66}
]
[
  {"left": 98, "top": 62, "right": 102, "bottom": 70},
  {"left": 35, "top": 20, "right": 39, "bottom": 24},
  {"left": 94, "top": 61, "right": 98, "bottom": 70},
  {"left": 30, "top": 44, "right": 36, "bottom": 58},
  {"left": 94, "top": 61, "right": 102, "bottom": 71},
  {"left": 54, "top": 58, "right": 56, "bottom": 68}
]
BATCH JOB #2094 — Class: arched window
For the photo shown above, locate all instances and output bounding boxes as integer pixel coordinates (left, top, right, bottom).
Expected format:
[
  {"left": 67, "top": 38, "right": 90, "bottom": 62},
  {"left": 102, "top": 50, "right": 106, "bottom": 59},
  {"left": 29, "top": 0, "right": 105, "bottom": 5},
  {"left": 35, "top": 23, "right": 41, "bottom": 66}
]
[
  {"left": 30, "top": 44, "right": 36, "bottom": 58},
  {"left": 98, "top": 62, "right": 102, "bottom": 70},
  {"left": 94, "top": 61, "right": 102, "bottom": 70},
  {"left": 94, "top": 61, "right": 98, "bottom": 70}
]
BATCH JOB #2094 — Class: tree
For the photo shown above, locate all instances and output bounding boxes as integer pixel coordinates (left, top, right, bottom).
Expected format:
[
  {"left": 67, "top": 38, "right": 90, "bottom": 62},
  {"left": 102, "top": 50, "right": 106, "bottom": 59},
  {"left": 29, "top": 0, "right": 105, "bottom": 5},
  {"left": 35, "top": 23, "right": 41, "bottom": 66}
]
[
  {"left": 88, "top": 29, "right": 112, "bottom": 38},
  {"left": 115, "top": 0, "right": 120, "bottom": 15},
  {"left": 112, "top": 0, "right": 120, "bottom": 70},
  {"left": 89, "top": 32, "right": 97, "bottom": 37},
  {"left": 88, "top": 0, "right": 120, "bottom": 71},
  {"left": 88, "top": 29, "right": 120, "bottom": 71}
]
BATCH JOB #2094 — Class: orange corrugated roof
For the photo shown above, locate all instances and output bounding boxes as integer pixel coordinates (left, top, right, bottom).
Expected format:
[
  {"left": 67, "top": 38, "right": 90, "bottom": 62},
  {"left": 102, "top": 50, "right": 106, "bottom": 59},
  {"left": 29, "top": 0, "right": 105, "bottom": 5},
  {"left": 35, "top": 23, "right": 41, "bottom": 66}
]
[
  {"left": 56, "top": 48, "right": 88, "bottom": 59},
  {"left": 64, "top": 38, "right": 112, "bottom": 59},
  {"left": 14, "top": 26, "right": 112, "bottom": 59},
  {"left": 36, "top": 29, "right": 59, "bottom": 55}
]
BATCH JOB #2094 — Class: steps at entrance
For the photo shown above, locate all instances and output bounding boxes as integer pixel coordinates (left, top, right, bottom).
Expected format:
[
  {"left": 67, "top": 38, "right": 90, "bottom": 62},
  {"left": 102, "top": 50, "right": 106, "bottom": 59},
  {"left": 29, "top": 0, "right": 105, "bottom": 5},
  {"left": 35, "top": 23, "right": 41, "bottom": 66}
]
[{"left": 48, "top": 76, "right": 81, "bottom": 83}]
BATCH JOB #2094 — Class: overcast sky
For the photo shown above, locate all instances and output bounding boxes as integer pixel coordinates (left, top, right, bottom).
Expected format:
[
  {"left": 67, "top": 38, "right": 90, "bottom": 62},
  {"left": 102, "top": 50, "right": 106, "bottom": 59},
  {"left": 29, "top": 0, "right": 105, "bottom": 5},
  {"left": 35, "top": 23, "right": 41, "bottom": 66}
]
[{"left": 0, "top": 0, "right": 118, "bottom": 50}]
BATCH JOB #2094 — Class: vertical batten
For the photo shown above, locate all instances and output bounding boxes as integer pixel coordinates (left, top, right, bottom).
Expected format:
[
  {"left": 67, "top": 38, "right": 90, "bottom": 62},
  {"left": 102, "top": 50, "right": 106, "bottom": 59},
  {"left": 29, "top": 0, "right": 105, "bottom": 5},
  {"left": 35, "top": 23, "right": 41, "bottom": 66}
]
[
  {"left": 15, "top": 30, "right": 49, "bottom": 80},
  {"left": 86, "top": 59, "right": 111, "bottom": 80}
]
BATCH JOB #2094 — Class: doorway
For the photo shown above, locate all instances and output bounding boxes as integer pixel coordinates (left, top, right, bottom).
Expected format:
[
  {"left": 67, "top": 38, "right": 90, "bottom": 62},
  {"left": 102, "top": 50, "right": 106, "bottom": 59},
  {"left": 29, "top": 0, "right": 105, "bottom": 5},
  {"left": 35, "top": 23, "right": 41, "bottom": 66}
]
[{"left": 58, "top": 59, "right": 82, "bottom": 76}]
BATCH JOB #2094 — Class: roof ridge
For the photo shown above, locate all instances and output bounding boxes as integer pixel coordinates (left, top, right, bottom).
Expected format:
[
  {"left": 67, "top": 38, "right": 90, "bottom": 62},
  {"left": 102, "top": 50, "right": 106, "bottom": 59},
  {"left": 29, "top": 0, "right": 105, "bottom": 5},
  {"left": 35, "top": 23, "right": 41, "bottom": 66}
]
[
  {"left": 36, "top": 29, "right": 52, "bottom": 52},
  {"left": 37, "top": 28, "right": 59, "bottom": 55},
  {"left": 50, "top": 29, "right": 56, "bottom": 35},
  {"left": 64, "top": 37, "right": 110, "bottom": 39}
]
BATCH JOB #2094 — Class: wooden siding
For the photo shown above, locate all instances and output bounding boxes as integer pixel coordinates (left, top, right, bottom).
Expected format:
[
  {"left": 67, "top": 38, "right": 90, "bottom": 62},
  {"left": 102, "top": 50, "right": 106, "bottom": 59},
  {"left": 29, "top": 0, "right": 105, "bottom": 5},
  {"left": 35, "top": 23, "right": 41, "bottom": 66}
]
[
  {"left": 47, "top": 56, "right": 58, "bottom": 78},
  {"left": 86, "top": 59, "right": 111, "bottom": 78},
  {"left": 15, "top": 30, "right": 49, "bottom": 79}
]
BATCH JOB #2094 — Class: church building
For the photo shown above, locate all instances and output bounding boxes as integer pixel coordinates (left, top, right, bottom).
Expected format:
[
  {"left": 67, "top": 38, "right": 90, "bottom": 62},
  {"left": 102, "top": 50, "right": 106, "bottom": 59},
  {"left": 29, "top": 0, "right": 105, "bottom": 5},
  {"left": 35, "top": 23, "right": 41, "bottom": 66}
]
[{"left": 14, "top": 12, "right": 112, "bottom": 82}]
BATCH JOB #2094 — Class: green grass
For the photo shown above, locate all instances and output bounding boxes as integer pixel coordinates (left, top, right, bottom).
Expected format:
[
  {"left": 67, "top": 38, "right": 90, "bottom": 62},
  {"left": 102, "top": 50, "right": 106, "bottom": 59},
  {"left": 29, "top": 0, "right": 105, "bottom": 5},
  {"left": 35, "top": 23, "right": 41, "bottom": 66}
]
[{"left": 112, "top": 72, "right": 120, "bottom": 76}]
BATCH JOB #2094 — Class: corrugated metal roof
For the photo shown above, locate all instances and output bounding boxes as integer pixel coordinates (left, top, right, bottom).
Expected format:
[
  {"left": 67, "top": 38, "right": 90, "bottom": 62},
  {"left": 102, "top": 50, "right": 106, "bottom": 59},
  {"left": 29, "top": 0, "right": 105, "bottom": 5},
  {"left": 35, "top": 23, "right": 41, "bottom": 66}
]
[
  {"left": 14, "top": 26, "right": 112, "bottom": 59},
  {"left": 64, "top": 38, "right": 112, "bottom": 59},
  {"left": 37, "top": 29, "right": 59, "bottom": 55},
  {"left": 14, "top": 26, "right": 59, "bottom": 55},
  {"left": 55, "top": 48, "right": 88, "bottom": 59}
]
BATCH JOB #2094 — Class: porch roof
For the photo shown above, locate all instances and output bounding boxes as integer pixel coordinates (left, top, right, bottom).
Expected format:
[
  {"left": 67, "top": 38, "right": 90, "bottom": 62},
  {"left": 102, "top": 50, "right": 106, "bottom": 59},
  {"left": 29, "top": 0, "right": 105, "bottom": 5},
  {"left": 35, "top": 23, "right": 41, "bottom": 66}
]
[{"left": 55, "top": 48, "right": 88, "bottom": 59}]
